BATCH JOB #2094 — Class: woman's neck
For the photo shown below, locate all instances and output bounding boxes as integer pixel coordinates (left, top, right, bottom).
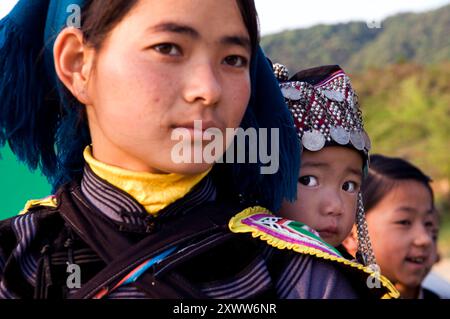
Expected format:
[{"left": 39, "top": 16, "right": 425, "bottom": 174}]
[{"left": 83, "top": 146, "right": 211, "bottom": 215}]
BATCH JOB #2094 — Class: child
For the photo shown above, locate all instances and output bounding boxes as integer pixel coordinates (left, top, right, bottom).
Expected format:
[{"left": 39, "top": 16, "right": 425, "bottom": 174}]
[
  {"left": 274, "top": 64, "right": 376, "bottom": 265},
  {"left": 343, "top": 154, "right": 440, "bottom": 298}
]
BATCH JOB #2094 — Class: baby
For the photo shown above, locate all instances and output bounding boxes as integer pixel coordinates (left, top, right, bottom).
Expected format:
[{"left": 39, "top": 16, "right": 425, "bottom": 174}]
[{"left": 275, "top": 64, "right": 373, "bottom": 262}]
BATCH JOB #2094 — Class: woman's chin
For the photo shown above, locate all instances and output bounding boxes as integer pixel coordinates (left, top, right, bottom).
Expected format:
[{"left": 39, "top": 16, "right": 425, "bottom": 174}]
[{"left": 167, "top": 162, "right": 215, "bottom": 175}]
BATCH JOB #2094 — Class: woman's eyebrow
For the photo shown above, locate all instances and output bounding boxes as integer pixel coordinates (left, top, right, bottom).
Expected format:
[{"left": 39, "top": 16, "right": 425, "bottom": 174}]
[
  {"left": 147, "top": 22, "right": 251, "bottom": 52},
  {"left": 148, "top": 22, "right": 200, "bottom": 38},
  {"left": 221, "top": 35, "right": 251, "bottom": 52}
]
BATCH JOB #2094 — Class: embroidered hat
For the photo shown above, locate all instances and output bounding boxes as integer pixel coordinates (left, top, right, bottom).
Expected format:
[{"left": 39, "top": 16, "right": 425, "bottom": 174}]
[{"left": 277, "top": 65, "right": 371, "bottom": 157}]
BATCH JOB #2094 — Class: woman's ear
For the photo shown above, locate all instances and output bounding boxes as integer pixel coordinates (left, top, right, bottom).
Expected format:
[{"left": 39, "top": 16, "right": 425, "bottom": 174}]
[
  {"left": 342, "top": 224, "right": 358, "bottom": 258},
  {"left": 53, "top": 27, "right": 95, "bottom": 105}
]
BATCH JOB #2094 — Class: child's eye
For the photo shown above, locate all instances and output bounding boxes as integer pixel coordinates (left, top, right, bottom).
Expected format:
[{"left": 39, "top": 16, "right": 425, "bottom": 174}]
[
  {"left": 342, "top": 181, "right": 358, "bottom": 193},
  {"left": 424, "top": 220, "right": 434, "bottom": 228},
  {"left": 223, "top": 55, "right": 248, "bottom": 68},
  {"left": 431, "top": 230, "right": 438, "bottom": 242},
  {"left": 152, "top": 43, "right": 182, "bottom": 56},
  {"left": 396, "top": 220, "right": 412, "bottom": 226},
  {"left": 298, "top": 176, "right": 318, "bottom": 187}
]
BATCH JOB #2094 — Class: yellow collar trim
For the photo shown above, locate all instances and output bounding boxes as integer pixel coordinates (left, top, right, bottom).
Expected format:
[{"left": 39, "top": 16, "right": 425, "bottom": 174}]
[
  {"left": 229, "top": 207, "right": 400, "bottom": 299},
  {"left": 19, "top": 195, "right": 58, "bottom": 215},
  {"left": 83, "top": 146, "right": 211, "bottom": 215}
]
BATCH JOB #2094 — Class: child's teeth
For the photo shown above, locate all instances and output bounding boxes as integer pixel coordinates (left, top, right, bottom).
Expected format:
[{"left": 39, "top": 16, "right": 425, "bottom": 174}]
[{"left": 410, "top": 258, "right": 424, "bottom": 263}]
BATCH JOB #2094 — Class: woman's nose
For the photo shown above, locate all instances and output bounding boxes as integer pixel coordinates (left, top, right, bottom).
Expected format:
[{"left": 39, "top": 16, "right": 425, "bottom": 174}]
[{"left": 183, "top": 62, "right": 222, "bottom": 106}]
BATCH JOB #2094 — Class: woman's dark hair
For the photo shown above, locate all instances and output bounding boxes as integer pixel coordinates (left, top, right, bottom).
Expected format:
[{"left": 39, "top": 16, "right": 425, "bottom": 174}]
[
  {"left": 362, "top": 154, "right": 435, "bottom": 212},
  {"left": 52, "top": 0, "right": 259, "bottom": 190},
  {"left": 81, "top": 0, "right": 259, "bottom": 51}
]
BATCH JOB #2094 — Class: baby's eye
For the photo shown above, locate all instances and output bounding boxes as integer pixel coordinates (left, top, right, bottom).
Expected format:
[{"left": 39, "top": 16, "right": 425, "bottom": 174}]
[
  {"left": 152, "top": 43, "right": 182, "bottom": 56},
  {"left": 223, "top": 55, "right": 248, "bottom": 68},
  {"left": 298, "top": 176, "right": 318, "bottom": 187},
  {"left": 342, "top": 181, "right": 358, "bottom": 193}
]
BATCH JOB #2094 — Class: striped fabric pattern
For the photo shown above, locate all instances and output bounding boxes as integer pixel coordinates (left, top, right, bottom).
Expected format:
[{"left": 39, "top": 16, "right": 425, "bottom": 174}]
[
  {"left": 0, "top": 281, "right": 16, "bottom": 299},
  {"left": 201, "top": 258, "right": 272, "bottom": 299},
  {"left": 276, "top": 254, "right": 309, "bottom": 298},
  {"left": 11, "top": 214, "right": 38, "bottom": 287},
  {"left": 0, "top": 165, "right": 320, "bottom": 299}
]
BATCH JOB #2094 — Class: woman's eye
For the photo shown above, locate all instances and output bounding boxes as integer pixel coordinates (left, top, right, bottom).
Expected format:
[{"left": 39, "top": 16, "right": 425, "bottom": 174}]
[
  {"left": 298, "top": 176, "right": 318, "bottom": 187},
  {"left": 342, "top": 181, "right": 358, "bottom": 193},
  {"left": 152, "top": 43, "right": 182, "bottom": 56},
  {"left": 223, "top": 55, "right": 248, "bottom": 68}
]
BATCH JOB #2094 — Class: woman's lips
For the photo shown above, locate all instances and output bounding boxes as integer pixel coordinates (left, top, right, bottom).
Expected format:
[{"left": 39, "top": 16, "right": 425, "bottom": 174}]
[{"left": 172, "top": 120, "right": 221, "bottom": 140}]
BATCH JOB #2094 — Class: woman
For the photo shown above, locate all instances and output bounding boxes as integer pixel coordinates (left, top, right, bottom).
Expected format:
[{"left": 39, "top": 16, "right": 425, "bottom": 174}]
[{"left": 0, "top": 0, "right": 396, "bottom": 299}]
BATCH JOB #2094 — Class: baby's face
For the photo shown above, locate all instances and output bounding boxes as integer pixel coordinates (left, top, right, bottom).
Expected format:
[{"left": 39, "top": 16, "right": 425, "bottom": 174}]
[{"left": 280, "top": 146, "right": 363, "bottom": 246}]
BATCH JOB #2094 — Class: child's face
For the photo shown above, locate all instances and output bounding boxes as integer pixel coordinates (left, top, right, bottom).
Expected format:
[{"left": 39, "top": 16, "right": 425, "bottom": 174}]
[
  {"left": 280, "top": 146, "right": 363, "bottom": 246},
  {"left": 85, "top": 0, "right": 251, "bottom": 174},
  {"left": 365, "top": 180, "right": 434, "bottom": 289}
]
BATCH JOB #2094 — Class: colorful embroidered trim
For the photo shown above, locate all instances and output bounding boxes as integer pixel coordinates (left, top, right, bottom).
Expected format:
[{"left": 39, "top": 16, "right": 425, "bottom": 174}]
[
  {"left": 230, "top": 206, "right": 342, "bottom": 258},
  {"left": 19, "top": 195, "right": 58, "bottom": 215},
  {"left": 229, "top": 206, "right": 400, "bottom": 299}
]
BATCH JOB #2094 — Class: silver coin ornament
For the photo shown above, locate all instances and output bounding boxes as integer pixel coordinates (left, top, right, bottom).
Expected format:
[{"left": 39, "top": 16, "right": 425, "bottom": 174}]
[
  {"left": 330, "top": 126, "right": 350, "bottom": 145},
  {"left": 281, "top": 86, "right": 302, "bottom": 100},
  {"left": 322, "top": 90, "right": 345, "bottom": 102},
  {"left": 362, "top": 130, "right": 371, "bottom": 151},
  {"left": 302, "top": 130, "right": 326, "bottom": 151},
  {"left": 350, "top": 130, "right": 365, "bottom": 150}
]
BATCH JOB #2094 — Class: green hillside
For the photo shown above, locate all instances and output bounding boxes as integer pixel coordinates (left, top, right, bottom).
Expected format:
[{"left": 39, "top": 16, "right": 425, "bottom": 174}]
[
  {"left": 262, "top": 4, "right": 450, "bottom": 73},
  {"left": 352, "top": 63, "right": 450, "bottom": 185}
]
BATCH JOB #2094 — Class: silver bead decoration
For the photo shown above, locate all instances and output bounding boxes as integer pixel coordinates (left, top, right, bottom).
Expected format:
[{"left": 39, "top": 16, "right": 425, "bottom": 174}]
[
  {"left": 273, "top": 63, "right": 289, "bottom": 81},
  {"left": 356, "top": 192, "right": 377, "bottom": 267},
  {"left": 330, "top": 126, "right": 350, "bottom": 145},
  {"left": 302, "top": 130, "right": 326, "bottom": 151}
]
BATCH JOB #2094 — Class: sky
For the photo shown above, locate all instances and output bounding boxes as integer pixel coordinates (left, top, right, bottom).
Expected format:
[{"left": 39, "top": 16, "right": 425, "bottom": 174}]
[{"left": 0, "top": 0, "right": 449, "bottom": 35}]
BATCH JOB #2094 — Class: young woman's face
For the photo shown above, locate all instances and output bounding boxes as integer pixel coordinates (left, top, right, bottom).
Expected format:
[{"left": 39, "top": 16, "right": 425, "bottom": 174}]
[
  {"left": 365, "top": 180, "right": 434, "bottom": 291},
  {"left": 280, "top": 146, "right": 363, "bottom": 246},
  {"left": 86, "top": 0, "right": 251, "bottom": 174}
]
